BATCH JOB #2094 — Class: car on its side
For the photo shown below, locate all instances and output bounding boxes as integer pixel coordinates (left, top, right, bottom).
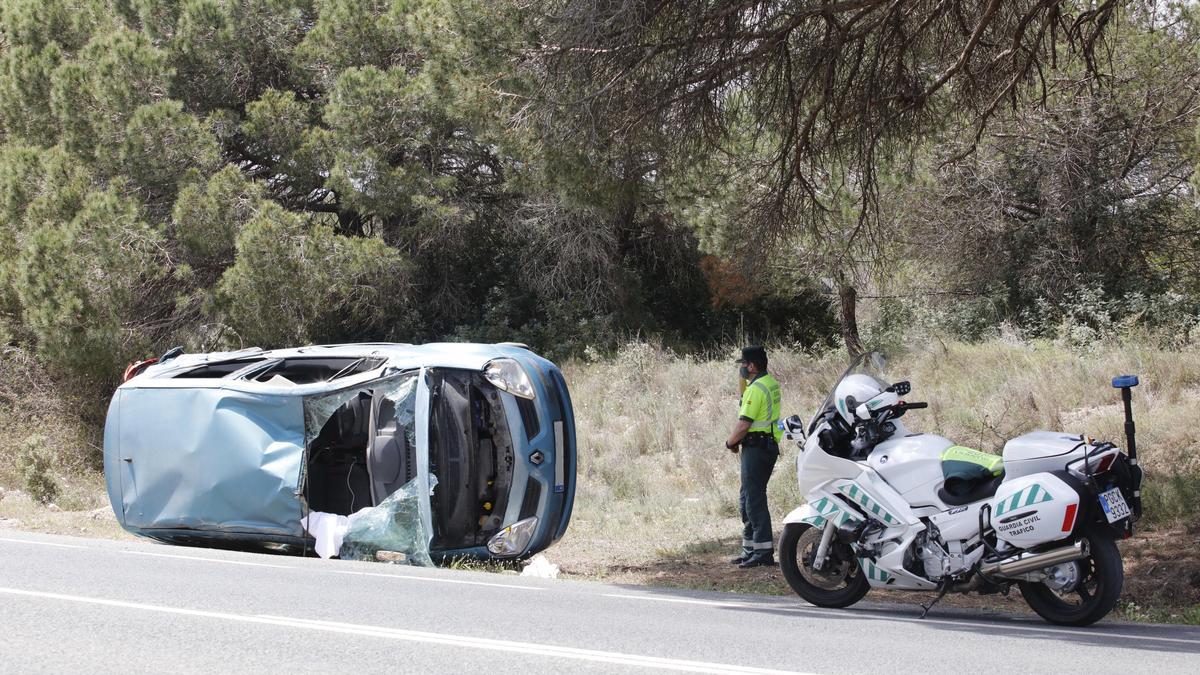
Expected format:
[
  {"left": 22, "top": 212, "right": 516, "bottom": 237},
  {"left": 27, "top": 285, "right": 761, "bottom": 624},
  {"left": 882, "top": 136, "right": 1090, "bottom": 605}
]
[{"left": 103, "top": 342, "right": 576, "bottom": 560}]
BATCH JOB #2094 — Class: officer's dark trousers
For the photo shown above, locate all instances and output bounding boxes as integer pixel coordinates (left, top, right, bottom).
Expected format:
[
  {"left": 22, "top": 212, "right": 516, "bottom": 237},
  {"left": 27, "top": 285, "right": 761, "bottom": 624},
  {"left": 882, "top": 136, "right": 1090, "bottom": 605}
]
[{"left": 739, "top": 436, "right": 779, "bottom": 556}]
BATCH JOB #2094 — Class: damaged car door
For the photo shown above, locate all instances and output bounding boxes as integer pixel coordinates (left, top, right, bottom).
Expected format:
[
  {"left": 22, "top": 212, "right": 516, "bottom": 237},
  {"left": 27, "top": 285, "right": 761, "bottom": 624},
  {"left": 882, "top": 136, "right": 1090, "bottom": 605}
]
[{"left": 301, "top": 369, "right": 436, "bottom": 548}]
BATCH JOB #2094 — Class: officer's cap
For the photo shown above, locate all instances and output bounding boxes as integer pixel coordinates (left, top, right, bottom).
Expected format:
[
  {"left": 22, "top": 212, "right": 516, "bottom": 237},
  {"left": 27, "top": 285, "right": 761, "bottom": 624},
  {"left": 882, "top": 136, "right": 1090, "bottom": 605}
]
[{"left": 736, "top": 345, "right": 768, "bottom": 369}]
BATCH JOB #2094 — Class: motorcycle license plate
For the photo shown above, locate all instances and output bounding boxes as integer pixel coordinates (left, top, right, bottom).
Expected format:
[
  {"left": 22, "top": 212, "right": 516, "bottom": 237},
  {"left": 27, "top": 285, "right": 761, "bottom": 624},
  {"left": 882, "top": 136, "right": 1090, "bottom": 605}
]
[{"left": 1099, "top": 487, "right": 1131, "bottom": 523}]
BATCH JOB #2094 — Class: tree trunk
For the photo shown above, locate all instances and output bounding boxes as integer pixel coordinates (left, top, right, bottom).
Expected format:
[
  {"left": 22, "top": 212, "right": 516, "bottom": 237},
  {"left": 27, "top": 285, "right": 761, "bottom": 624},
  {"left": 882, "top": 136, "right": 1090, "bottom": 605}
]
[{"left": 838, "top": 281, "right": 865, "bottom": 358}]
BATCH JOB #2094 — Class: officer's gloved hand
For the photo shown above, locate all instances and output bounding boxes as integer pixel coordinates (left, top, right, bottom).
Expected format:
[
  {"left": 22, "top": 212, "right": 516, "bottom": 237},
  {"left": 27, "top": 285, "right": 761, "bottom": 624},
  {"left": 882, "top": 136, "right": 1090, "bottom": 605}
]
[{"left": 725, "top": 441, "right": 740, "bottom": 454}]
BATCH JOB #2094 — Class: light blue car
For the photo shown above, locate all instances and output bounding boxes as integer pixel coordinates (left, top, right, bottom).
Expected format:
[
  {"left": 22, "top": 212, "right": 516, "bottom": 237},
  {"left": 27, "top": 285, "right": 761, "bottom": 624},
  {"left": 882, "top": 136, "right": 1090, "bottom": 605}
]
[{"left": 102, "top": 342, "right": 576, "bottom": 561}]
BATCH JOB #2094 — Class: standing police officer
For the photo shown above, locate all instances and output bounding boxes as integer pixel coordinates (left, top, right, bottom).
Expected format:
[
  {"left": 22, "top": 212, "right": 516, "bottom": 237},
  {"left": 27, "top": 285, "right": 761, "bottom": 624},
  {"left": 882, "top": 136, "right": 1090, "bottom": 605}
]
[{"left": 725, "top": 345, "right": 783, "bottom": 568}]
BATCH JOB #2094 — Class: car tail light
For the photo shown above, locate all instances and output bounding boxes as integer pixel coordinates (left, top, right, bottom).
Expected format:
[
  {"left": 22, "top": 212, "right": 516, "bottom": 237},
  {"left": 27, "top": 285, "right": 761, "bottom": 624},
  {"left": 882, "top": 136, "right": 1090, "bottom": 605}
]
[{"left": 122, "top": 358, "right": 158, "bottom": 382}]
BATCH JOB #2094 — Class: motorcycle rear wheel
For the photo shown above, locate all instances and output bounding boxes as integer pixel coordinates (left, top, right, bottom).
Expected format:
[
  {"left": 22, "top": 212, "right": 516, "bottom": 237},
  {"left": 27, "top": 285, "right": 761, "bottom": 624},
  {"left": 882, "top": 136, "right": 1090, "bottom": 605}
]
[
  {"left": 1018, "top": 535, "right": 1124, "bottom": 627},
  {"left": 780, "top": 522, "right": 870, "bottom": 608}
]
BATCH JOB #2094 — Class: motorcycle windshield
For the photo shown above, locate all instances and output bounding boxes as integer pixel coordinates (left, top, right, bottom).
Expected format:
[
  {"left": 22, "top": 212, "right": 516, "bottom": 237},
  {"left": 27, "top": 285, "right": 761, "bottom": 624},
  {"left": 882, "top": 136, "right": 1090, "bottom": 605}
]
[{"left": 807, "top": 351, "right": 891, "bottom": 434}]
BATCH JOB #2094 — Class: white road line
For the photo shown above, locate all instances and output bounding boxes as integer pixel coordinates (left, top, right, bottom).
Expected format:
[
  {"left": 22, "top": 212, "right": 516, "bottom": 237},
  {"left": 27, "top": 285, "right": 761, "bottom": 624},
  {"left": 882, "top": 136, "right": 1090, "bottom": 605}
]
[
  {"left": 0, "top": 537, "right": 86, "bottom": 550},
  {"left": 603, "top": 593, "right": 756, "bottom": 609},
  {"left": 603, "top": 593, "right": 1200, "bottom": 646},
  {"left": 121, "top": 550, "right": 294, "bottom": 569},
  {"left": 332, "top": 569, "right": 543, "bottom": 591},
  {"left": 0, "top": 587, "right": 809, "bottom": 675}
]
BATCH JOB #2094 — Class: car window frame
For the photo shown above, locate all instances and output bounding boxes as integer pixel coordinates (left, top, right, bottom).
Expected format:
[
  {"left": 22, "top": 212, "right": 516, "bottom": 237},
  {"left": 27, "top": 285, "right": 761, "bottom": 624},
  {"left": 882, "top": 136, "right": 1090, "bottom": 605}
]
[{"left": 232, "top": 357, "right": 388, "bottom": 385}]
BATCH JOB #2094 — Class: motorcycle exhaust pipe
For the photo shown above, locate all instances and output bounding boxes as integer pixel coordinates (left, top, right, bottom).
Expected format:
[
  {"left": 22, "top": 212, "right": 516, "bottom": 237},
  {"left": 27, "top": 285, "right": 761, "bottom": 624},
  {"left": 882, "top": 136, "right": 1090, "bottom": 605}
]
[{"left": 980, "top": 540, "right": 1088, "bottom": 578}]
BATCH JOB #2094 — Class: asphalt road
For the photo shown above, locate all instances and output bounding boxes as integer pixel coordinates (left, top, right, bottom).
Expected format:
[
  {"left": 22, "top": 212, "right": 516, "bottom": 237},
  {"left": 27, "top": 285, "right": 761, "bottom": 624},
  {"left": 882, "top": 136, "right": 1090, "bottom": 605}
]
[{"left": 1, "top": 529, "right": 1197, "bottom": 674}]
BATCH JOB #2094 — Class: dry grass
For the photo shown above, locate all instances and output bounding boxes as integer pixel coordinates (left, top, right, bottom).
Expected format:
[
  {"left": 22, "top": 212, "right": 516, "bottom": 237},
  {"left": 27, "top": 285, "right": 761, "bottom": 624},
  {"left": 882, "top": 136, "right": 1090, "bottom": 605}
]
[
  {"left": 551, "top": 339, "right": 1200, "bottom": 616},
  {"left": 0, "top": 488, "right": 132, "bottom": 540},
  {"left": 551, "top": 343, "right": 844, "bottom": 576}
]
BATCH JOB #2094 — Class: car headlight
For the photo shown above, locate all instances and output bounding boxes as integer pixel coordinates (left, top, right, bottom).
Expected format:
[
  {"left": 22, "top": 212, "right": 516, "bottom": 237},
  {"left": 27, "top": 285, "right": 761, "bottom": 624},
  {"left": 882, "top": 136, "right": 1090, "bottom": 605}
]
[
  {"left": 486, "top": 517, "right": 538, "bottom": 556},
  {"left": 483, "top": 358, "right": 536, "bottom": 399}
]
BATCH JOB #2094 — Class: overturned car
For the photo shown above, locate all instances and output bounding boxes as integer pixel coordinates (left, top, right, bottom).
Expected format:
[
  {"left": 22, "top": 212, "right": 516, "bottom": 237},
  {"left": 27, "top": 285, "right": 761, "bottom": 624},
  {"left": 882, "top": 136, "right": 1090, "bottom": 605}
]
[{"left": 102, "top": 342, "right": 576, "bottom": 561}]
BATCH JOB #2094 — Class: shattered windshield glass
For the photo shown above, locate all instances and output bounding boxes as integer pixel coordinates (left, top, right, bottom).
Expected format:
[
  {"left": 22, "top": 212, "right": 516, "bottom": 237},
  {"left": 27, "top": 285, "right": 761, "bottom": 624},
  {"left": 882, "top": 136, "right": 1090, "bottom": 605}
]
[
  {"left": 303, "top": 372, "right": 419, "bottom": 446},
  {"left": 377, "top": 374, "right": 418, "bottom": 451},
  {"left": 304, "top": 387, "right": 365, "bottom": 447},
  {"left": 339, "top": 477, "right": 434, "bottom": 566}
]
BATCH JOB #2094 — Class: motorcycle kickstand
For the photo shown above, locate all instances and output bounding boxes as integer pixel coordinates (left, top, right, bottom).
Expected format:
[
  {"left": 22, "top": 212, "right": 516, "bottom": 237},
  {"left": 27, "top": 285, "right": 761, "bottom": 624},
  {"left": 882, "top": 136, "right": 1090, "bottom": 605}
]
[{"left": 919, "top": 581, "right": 950, "bottom": 619}]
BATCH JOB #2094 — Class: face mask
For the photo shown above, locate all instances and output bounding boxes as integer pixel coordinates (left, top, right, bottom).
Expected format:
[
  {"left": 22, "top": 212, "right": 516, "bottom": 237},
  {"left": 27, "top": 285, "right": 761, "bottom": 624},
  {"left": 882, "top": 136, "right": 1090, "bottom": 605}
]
[{"left": 739, "top": 365, "right": 750, "bottom": 380}]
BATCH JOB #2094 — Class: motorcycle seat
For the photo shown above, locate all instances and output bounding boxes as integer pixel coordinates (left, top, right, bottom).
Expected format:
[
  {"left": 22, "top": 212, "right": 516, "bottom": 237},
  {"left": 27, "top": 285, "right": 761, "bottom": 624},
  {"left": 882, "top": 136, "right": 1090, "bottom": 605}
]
[
  {"left": 939, "top": 446, "right": 1005, "bottom": 507},
  {"left": 938, "top": 473, "right": 1004, "bottom": 506}
]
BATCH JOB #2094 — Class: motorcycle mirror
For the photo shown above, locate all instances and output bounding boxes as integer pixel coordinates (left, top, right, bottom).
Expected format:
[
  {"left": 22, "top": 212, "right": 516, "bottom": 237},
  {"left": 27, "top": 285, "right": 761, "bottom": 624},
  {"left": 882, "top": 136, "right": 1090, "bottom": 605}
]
[{"left": 783, "top": 414, "right": 806, "bottom": 442}]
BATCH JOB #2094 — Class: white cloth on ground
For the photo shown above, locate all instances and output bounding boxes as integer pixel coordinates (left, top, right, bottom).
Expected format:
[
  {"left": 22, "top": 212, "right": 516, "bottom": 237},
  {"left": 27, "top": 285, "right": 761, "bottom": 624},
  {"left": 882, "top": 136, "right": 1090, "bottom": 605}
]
[{"left": 301, "top": 511, "right": 352, "bottom": 559}]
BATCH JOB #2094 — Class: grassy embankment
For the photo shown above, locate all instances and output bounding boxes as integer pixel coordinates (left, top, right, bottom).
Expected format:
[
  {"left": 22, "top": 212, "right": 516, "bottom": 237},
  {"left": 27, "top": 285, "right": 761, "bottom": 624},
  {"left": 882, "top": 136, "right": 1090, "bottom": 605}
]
[
  {"left": 2, "top": 339, "right": 1198, "bottom": 622},
  {"left": 552, "top": 340, "right": 1200, "bottom": 623}
]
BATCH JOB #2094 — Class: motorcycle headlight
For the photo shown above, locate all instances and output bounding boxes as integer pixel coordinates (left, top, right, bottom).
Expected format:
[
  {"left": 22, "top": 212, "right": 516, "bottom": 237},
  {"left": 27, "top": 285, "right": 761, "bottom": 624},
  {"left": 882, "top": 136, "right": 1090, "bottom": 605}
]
[
  {"left": 483, "top": 358, "right": 536, "bottom": 399},
  {"left": 486, "top": 517, "right": 539, "bottom": 556}
]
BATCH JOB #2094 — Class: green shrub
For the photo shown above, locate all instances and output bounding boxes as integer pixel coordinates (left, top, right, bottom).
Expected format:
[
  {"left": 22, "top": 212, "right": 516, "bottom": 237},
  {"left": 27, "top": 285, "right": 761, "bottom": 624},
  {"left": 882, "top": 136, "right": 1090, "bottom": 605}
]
[
  {"left": 17, "top": 434, "right": 59, "bottom": 505},
  {"left": 216, "top": 203, "right": 411, "bottom": 347},
  {"left": 14, "top": 187, "right": 163, "bottom": 379},
  {"left": 1141, "top": 472, "right": 1200, "bottom": 527}
]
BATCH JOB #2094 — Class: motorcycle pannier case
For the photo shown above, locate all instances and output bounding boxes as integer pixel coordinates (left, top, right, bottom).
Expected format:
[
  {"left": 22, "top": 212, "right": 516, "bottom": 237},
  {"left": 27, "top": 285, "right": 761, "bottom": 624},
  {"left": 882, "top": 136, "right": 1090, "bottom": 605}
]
[{"left": 988, "top": 473, "right": 1081, "bottom": 549}]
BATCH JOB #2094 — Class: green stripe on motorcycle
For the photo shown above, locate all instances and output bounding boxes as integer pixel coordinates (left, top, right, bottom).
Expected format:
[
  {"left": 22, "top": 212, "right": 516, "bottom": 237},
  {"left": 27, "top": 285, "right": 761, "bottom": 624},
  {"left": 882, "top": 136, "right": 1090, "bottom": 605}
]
[
  {"left": 801, "top": 515, "right": 827, "bottom": 528},
  {"left": 859, "top": 558, "right": 891, "bottom": 583},
  {"left": 1024, "top": 484, "right": 1051, "bottom": 507},
  {"left": 995, "top": 483, "right": 1054, "bottom": 516},
  {"left": 837, "top": 483, "right": 898, "bottom": 526},
  {"left": 1023, "top": 484, "right": 1040, "bottom": 506}
]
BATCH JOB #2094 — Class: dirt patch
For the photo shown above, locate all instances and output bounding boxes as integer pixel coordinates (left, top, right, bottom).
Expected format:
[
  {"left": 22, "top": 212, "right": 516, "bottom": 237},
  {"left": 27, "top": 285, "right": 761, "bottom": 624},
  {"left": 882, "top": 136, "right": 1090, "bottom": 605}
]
[
  {"left": 0, "top": 489, "right": 133, "bottom": 541},
  {"left": 1119, "top": 525, "right": 1200, "bottom": 620}
]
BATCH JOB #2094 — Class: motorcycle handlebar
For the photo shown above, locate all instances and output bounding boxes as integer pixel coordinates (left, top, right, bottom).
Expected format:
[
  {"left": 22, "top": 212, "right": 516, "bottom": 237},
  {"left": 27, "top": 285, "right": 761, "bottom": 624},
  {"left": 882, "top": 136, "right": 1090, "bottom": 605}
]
[{"left": 900, "top": 401, "right": 928, "bottom": 410}]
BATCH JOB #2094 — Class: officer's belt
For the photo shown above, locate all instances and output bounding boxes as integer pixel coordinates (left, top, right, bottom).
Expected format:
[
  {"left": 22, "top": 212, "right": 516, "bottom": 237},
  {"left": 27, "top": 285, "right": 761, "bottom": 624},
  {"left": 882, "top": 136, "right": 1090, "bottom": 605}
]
[{"left": 743, "top": 431, "right": 777, "bottom": 443}]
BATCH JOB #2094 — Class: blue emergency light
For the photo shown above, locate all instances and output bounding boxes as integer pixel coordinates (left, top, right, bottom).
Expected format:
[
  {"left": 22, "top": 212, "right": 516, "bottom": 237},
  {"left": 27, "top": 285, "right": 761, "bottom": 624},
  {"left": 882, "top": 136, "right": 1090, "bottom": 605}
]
[{"left": 1112, "top": 375, "right": 1139, "bottom": 389}]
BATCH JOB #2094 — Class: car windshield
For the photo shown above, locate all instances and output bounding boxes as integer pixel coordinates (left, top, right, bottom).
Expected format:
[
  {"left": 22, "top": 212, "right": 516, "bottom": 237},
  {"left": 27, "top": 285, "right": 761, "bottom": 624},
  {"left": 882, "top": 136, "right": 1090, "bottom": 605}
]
[{"left": 807, "top": 351, "right": 891, "bottom": 434}]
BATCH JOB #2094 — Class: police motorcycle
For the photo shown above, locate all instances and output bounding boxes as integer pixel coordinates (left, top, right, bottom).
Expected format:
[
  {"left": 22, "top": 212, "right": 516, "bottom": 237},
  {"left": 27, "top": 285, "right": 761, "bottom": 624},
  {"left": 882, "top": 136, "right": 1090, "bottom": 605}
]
[{"left": 778, "top": 352, "right": 1143, "bottom": 626}]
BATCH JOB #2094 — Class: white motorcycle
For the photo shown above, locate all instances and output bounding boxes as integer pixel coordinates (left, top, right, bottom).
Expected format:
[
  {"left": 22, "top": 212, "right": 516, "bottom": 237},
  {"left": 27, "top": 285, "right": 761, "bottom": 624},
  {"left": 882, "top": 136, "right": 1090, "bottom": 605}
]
[{"left": 778, "top": 353, "right": 1143, "bottom": 626}]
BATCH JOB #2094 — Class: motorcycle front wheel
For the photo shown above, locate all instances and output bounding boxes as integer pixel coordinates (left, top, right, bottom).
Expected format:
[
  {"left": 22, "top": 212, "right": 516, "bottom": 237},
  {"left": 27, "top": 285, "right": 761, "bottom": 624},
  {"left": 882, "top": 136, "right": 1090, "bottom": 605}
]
[
  {"left": 780, "top": 522, "right": 870, "bottom": 608},
  {"left": 1018, "top": 534, "right": 1124, "bottom": 627}
]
